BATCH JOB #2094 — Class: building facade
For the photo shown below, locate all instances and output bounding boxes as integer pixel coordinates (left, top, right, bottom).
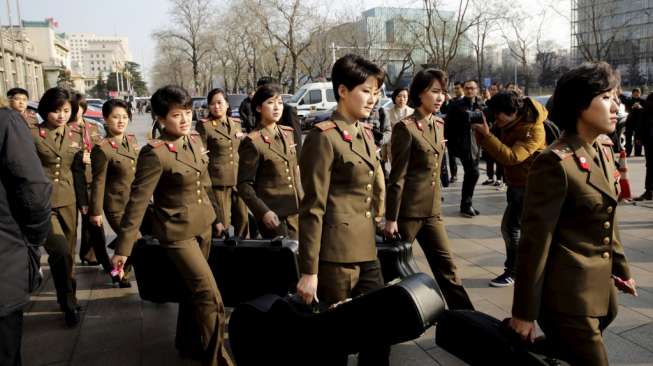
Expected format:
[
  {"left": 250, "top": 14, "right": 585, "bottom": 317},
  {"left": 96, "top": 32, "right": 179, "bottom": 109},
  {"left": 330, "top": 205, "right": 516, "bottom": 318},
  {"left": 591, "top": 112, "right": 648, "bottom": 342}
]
[
  {"left": 66, "top": 33, "right": 132, "bottom": 91},
  {"left": 21, "top": 19, "right": 71, "bottom": 91},
  {"left": 0, "top": 28, "right": 45, "bottom": 99}
]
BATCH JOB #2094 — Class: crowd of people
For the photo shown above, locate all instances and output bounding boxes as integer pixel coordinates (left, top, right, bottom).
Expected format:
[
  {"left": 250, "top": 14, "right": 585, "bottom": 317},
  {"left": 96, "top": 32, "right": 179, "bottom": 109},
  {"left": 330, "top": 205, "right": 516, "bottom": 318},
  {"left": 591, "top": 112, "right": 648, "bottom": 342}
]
[{"left": 0, "top": 55, "right": 643, "bottom": 366}]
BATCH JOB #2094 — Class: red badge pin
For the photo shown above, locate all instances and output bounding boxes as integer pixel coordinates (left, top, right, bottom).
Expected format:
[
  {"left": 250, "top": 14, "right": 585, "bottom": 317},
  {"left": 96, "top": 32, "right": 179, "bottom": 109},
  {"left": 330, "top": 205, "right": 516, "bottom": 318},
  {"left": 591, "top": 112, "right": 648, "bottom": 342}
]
[
  {"left": 167, "top": 143, "right": 177, "bottom": 152},
  {"left": 416, "top": 122, "right": 423, "bottom": 131},
  {"left": 262, "top": 135, "right": 271, "bottom": 144},
  {"left": 341, "top": 130, "right": 352, "bottom": 142},
  {"left": 109, "top": 140, "right": 117, "bottom": 149},
  {"left": 578, "top": 156, "right": 590, "bottom": 171},
  {"left": 39, "top": 129, "right": 46, "bottom": 138}
]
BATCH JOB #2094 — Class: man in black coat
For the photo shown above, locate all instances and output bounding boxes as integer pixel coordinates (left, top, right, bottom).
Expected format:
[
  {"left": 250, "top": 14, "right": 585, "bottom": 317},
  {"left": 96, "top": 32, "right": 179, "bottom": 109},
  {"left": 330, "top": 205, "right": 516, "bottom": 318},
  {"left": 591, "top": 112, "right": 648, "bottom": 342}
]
[
  {"left": 444, "top": 80, "right": 486, "bottom": 217},
  {"left": 0, "top": 108, "right": 52, "bottom": 366},
  {"left": 624, "top": 88, "right": 645, "bottom": 157}
]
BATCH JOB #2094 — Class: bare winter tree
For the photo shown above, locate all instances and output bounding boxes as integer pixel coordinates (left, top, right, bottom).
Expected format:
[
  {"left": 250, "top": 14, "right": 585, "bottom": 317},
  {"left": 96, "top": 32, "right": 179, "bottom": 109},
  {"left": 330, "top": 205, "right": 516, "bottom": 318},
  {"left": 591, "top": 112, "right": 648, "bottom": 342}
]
[
  {"left": 467, "top": 0, "right": 507, "bottom": 83},
  {"left": 152, "top": 0, "right": 216, "bottom": 94},
  {"left": 151, "top": 38, "right": 191, "bottom": 89}
]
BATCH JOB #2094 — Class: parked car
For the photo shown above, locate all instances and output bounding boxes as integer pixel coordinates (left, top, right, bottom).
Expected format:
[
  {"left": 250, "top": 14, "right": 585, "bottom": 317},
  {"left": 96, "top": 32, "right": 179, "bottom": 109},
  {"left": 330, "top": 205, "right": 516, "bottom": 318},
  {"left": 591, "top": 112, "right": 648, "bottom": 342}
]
[
  {"left": 192, "top": 97, "right": 208, "bottom": 121},
  {"left": 226, "top": 94, "right": 248, "bottom": 119},
  {"left": 287, "top": 82, "right": 338, "bottom": 119}
]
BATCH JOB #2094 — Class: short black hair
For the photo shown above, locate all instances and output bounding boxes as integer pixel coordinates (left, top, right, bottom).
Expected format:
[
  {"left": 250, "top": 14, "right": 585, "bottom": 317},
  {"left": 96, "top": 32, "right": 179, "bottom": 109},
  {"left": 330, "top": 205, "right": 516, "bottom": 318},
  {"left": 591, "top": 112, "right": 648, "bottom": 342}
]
[
  {"left": 391, "top": 87, "right": 409, "bottom": 104},
  {"left": 252, "top": 84, "right": 282, "bottom": 123},
  {"left": 408, "top": 68, "right": 448, "bottom": 108},
  {"left": 256, "top": 77, "right": 276, "bottom": 88},
  {"left": 550, "top": 61, "right": 619, "bottom": 133},
  {"left": 486, "top": 91, "right": 523, "bottom": 116},
  {"left": 453, "top": 81, "right": 462, "bottom": 87},
  {"left": 73, "top": 92, "right": 87, "bottom": 113},
  {"left": 463, "top": 80, "right": 478, "bottom": 87},
  {"left": 632, "top": 88, "right": 641, "bottom": 94},
  {"left": 150, "top": 85, "right": 192, "bottom": 118},
  {"left": 102, "top": 99, "right": 132, "bottom": 119},
  {"left": 206, "top": 88, "right": 229, "bottom": 119},
  {"left": 37, "top": 87, "right": 78, "bottom": 122},
  {"left": 7, "top": 87, "right": 28, "bottom": 99},
  {"left": 331, "top": 54, "right": 385, "bottom": 102}
]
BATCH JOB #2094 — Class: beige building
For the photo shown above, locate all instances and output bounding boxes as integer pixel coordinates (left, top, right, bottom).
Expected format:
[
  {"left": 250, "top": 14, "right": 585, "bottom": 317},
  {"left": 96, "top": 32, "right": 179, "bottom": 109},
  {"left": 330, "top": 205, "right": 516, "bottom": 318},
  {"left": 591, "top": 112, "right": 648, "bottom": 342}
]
[
  {"left": 21, "top": 19, "right": 72, "bottom": 92},
  {"left": 67, "top": 33, "right": 132, "bottom": 90},
  {"left": 0, "top": 27, "right": 45, "bottom": 100}
]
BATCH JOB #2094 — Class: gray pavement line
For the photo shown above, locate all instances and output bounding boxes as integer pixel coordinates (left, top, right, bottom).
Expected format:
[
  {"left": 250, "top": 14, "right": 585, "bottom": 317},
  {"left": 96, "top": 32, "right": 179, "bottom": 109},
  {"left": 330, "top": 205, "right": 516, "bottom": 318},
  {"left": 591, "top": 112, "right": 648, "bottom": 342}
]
[
  {"left": 615, "top": 320, "right": 653, "bottom": 337},
  {"left": 611, "top": 326, "right": 653, "bottom": 353}
]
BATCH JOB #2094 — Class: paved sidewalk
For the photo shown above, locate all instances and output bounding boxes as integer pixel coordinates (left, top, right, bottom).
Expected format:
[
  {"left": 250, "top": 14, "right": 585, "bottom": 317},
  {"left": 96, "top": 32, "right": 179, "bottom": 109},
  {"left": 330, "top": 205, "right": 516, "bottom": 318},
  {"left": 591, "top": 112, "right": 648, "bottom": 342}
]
[{"left": 21, "top": 121, "right": 653, "bottom": 365}]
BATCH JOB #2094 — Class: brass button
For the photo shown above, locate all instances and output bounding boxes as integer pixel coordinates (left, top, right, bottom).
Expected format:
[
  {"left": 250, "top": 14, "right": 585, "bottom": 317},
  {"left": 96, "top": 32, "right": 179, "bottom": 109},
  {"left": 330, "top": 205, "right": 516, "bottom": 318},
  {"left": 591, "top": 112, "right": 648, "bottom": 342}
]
[
  {"left": 196, "top": 172, "right": 200, "bottom": 176},
  {"left": 229, "top": 154, "right": 233, "bottom": 158},
  {"left": 230, "top": 161, "right": 234, "bottom": 164},
  {"left": 368, "top": 170, "right": 374, "bottom": 177},
  {"left": 607, "top": 206, "right": 613, "bottom": 214},
  {"left": 196, "top": 190, "right": 201, "bottom": 195},
  {"left": 55, "top": 164, "right": 61, "bottom": 168},
  {"left": 131, "top": 159, "right": 135, "bottom": 165},
  {"left": 365, "top": 184, "right": 372, "bottom": 191},
  {"left": 365, "top": 211, "right": 371, "bottom": 218},
  {"left": 229, "top": 146, "right": 233, "bottom": 150},
  {"left": 132, "top": 167, "right": 136, "bottom": 171},
  {"left": 54, "top": 171, "right": 60, "bottom": 176},
  {"left": 56, "top": 157, "right": 61, "bottom": 161},
  {"left": 285, "top": 161, "right": 289, "bottom": 166},
  {"left": 197, "top": 199, "right": 203, "bottom": 204},
  {"left": 288, "top": 184, "right": 293, "bottom": 189},
  {"left": 435, "top": 163, "right": 438, "bottom": 168},
  {"left": 603, "top": 237, "right": 610, "bottom": 245},
  {"left": 602, "top": 252, "right": 610, "bottom": 259},
  {"left": 603, "top": 222, "right": 611, "bottom": 229},
  {"left": 432, "top": 172, "right": 437, "bottom": 177},
  {"left": 54, "top": 178, "right": 59, "bottom": 182},
  {"left": 285, "top": 168, "right": 290, "bottom": 173},
  {"left": 196, "top": 181, "right": 201, "bottom": 186},
  {"left": 287, "top": 176, "right": 292, "bottom": 181},
  {"left": 430, "top": 181, "right": 435, "bottom": 186},
  {"left": 365, "top": 197, "right": 372, "bottom": 203}
]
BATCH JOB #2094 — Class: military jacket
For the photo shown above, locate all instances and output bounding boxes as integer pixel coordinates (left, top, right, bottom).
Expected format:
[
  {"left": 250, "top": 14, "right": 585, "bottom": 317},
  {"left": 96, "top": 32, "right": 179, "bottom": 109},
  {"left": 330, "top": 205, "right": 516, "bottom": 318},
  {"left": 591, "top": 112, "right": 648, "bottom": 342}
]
[
  {"left": 298, "top": 112, "right": 385, "bottom": 274},
  {"left": 30, "top": 122, "right": 86, "bottom": 209},
  {"left": 513, "top": 133, "right": 631, "bottom": 320},
  {"left": 114, "top": 132, "right": 217, "bottom": 256},
  {"left": 386, "top": 110, "right": 445, "bottom": 221},
  {"left": 90, "top": 134, "right": 139, "bottom": 216},
  {"left": 73, "top": 119, "right": 104, "bottom": 184},
  {"left": 237, "top": 124, "right": 302, "bottom": 219},
  {"left": 196, "top": 117, "right": 243, "bottom": 187}
]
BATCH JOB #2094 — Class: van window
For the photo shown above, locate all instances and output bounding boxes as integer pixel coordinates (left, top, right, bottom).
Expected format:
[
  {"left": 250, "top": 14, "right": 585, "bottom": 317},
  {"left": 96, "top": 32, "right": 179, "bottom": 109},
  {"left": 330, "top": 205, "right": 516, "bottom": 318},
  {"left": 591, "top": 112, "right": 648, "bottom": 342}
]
[
  {"left": 289, "top": 87, "right": 307, "bottom": 104},
  {"left": 326, "top": 89, "right": 336, "bottom": 102},
  {"left": 309, "top": 90, "right": 322, "bottom": 104}
]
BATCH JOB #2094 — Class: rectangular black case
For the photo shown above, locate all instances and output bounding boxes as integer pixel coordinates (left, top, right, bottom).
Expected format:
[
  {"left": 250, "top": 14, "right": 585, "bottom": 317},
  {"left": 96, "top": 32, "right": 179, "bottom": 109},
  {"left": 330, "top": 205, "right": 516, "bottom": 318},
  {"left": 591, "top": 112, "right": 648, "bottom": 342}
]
[
  {"left": 376, "top": 235, "right": 420, "bottom": 283},
  {"left": 130, "top": 236, "right": 188, "bottom": 303}
]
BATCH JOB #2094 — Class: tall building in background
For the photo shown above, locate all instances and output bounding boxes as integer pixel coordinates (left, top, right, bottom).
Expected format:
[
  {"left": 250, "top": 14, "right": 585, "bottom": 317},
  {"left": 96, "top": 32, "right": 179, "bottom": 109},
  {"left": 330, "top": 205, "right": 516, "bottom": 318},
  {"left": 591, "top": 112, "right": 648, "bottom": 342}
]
[
  {"left": 572, "top": 0, "right": 653, "bottom": 85},
  {"left": 20, "top": 18, "right": 70, "bottom": 91},
  {"left": 66, "top": 33, "right": 132, "bottom": 91}
]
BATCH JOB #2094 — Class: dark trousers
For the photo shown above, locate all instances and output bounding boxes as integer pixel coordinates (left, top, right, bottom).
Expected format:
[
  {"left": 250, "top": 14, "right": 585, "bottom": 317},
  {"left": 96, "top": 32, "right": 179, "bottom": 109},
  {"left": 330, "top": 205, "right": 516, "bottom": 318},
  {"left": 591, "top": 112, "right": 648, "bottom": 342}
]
[
  {"left": 45, "top": 205, "right": 78, "bottom": 312},
  {"left": 448, "top": 149, "right": 457, "bottom": 178},
  {"left": 645, "top": 141, "right": 653, "bottom": 191},
  {"left": 0, "top": 310, "right": 23, "bottom": 366},
  {"left": 625, "top": 127, "right": 643, "bottom": 156},
  {"left": 399, "top": 216, "right": 474, "bottom": 310},
  {"left": 317, "top": 260, "right": 390, "bottom": 366},
  {"left": 500, "top": 186, "right": 525, "bottom": 276},
  {"left": 459, "top": 155, "right": 480, "bottom": 209},
  {"left": 486, "top": 155, "right": 503, "bottom": 181},
  {"left": 79, "top": 212, "right": 112, "bottom": 272}
]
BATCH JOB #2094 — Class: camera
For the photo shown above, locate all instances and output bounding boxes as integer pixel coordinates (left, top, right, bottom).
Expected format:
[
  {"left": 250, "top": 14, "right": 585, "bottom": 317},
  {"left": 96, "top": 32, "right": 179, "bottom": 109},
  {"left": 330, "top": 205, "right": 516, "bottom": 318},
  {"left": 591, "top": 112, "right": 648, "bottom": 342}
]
[{"left": 466, "top": 110, "right": 485, "bottom": 125}]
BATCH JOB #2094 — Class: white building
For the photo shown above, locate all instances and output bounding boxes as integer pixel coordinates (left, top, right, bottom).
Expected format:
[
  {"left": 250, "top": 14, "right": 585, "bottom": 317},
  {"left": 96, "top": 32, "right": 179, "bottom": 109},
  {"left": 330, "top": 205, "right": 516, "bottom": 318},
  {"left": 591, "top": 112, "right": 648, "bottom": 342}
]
[
  {"left": 66, "top": 32, "right": 132, "bottom": 90},
  {"left": 20, "top": 18, "right": 71, "bottom": 89},
  {"left": 0, "top": 27, "right": 45, "bottom": 99}
]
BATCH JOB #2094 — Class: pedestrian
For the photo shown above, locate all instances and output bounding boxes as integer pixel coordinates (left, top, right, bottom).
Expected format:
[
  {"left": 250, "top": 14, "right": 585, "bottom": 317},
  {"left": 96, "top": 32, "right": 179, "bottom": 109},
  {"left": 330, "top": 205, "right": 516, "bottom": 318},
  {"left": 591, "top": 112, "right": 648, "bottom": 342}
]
[
  {"left": 444, "top": 80, "right": 486, "bottom": 217},
  {"left": 31, "top": 87, "right": 87, "bottom": 326},
  {"left": 88, "top": 99, "right": 138, "bottom": 287},
  {"left": 296, "top": 54, "right": 388, "bottom": 365},
  {"left": 237, "top": 84, "right": 302, "bottom": 239},
  {"left": 509, "top": 62, "right": 638, "bottom": 366},
  {"left": 70, "top": 93, "right": 108, "bottom": 269},
  {"left": 111, "top": 85, "right": 233, "bottom": 366},
  {"left": 480, "top": 89, "right": 505, "bottom": 189},
  {"left": 472, "top": 91, "right": 547, "bottom": 287},
  {"left": 196, "top": 88, "right": 250, "bottom": 239},
  {"left": 0, "top": 108, "right": 51, "bottom": 366},
  {"left": 384, "top": 68, "right": 474, "bottom": 310},
  {"left": 634, "top": 92, "right": 653, "bottom": 201},
  {"left": 238, "top": 90, "right": 256, "bottom": 133},
  {"left": 624, "top": 88, "right": 645, "bottom": 157},
  {"left": 381, "top": 88, "right": 413, "bottom": 162},
  {"left": 6, "top": 88, "right": 37, "bottom": 127}
]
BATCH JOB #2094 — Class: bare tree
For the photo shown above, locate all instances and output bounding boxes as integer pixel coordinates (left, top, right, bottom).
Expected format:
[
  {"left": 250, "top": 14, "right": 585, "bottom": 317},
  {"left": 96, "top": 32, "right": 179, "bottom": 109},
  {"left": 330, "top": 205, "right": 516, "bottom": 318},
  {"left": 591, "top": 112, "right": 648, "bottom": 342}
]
[
  {"left": 467, "top": 0, "right": 507, "bottom": 83},
  {"left": 152, "top": 0, "right": 216, "bottom": 94}
]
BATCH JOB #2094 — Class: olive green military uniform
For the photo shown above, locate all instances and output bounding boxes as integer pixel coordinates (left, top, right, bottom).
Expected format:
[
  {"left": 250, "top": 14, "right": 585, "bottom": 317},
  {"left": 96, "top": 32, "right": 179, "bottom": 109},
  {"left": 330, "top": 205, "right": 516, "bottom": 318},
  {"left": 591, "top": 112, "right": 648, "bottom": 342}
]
[
  {"left": 299, "top": 112, "right": 388, "bottom": 365},
  {"left": 114, "top": 132, "right": 232, "bottom": 366},
  {"left": 237, "top": 124, "right": 302, "bottom": 239},
  {"left": 512, "top": 133, "right": 631, "bottom": 366},
  {"left": 30, "top": 122, "right": 87, "bottom": 312},
  {"left": 386, "top": 111, "right": 474, "bottom": 310},
  {"left": 196, "top": 117, "right": 249, "bottom": 238}
]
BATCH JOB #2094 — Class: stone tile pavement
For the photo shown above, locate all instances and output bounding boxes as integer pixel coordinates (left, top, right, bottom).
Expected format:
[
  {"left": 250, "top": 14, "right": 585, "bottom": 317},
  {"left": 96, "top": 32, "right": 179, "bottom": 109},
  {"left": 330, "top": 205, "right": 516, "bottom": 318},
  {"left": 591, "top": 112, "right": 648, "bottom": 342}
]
[{"left": 21, "top": 139, "right": 653, "bottom": 365}]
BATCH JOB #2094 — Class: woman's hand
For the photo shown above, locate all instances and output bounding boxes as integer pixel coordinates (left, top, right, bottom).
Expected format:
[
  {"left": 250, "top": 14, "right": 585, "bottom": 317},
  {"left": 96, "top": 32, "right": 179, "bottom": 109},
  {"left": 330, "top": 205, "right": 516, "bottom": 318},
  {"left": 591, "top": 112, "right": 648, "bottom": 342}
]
[
  {"left": 384, "top": 220, "right": 398, "bottom": 238},
  {"left": 111, "top": 255, "right": 128, "bottom": 279},
  {"left": 89, "top": 215, "right": 103, "bottom": 227},
  {"left": 296, "top": 274, "right": 318, "bottom": 305},
  {"left": 508, "top": 317, "right": 537, "bottom": 343},
  {"left": 214, "top": 222, "right": 225, "bottom": 237},
  {"left": 262, "top": 210, "right": 280, "bottom": 229}
]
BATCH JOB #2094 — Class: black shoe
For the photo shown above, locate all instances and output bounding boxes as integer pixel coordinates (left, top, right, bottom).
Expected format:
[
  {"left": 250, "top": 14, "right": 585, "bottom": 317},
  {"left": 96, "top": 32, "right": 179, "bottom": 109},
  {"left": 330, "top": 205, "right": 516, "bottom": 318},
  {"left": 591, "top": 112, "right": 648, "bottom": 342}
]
[
  {"left": 64, "top": 309, "right": 80, "bottom": 327},
  {"left": 481, "top": 179, "right": 495, "bottom": 185},
  {"left": 80, "top": 259, "right": 99, "bottom": 266},
  {"left": 634, "top": 191, "right": 653, "bottom": 201},
  {"left": 112, "top": 275, "right": 132, "bottom": 288},
  {"left": 472, "top": 207, "right": 480, "bottom": 215},
  {"left": 460, "top": 207, "right": 476, "bottom": 218}
]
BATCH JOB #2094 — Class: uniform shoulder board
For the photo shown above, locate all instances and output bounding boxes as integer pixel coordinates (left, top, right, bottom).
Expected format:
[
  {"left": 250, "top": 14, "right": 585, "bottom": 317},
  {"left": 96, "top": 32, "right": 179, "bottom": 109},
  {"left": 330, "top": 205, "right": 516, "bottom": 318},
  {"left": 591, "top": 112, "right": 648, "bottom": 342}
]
[
  {"left": 401, "top": 116, "right": 416, "bottom": 126},
  {"left": 315, "top": 121, "right": 337, "bottom": 131},
  {"left": 148, "top": 139, "right": 166, "bottom": 148},
  {"left": 279, "top": 125, "right": 294, "bottom": 131},
  {"left": 597, "top": 134, "right": 614, "bottom": 146},
  {"left": 247, "top": 130, "right": 260, "bottom": 139},
  {"left": 68, "top": 122, "right": 81, "bottom": 132},
  {"left": 434, "top": 116, "right": 445, "bottom": 125},
  {"left": 550, "top": 141, "right": 573, "bottom": 160}
]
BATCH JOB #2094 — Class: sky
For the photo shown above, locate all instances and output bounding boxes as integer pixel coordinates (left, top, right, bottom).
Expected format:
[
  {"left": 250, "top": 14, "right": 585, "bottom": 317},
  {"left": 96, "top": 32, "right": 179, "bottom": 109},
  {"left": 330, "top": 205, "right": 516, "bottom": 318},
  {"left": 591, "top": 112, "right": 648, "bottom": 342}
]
[{"left": 7, "top": 0, "right": 571, "bottom": 86}]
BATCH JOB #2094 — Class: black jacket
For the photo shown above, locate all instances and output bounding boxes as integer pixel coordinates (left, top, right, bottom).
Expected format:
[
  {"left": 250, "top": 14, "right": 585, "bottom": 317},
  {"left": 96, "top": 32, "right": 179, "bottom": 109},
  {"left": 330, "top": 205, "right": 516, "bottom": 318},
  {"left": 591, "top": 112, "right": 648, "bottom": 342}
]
[
  {"left": 444, "top": 96, "right": 486, "bottom": 160},
  {"left": 0, "top": 109, "right": 52, "bottom": 316}
]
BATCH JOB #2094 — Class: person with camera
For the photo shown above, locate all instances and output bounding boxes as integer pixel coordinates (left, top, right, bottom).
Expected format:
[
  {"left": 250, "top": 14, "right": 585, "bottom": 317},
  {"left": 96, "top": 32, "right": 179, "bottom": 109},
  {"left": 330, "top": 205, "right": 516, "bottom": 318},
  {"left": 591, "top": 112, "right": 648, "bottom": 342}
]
[
  {"left": 471, "top": 91, "right": 547, "bottom": 287},
  {"left": 444, "top": 80, "right": 486, "bottom": 217}
]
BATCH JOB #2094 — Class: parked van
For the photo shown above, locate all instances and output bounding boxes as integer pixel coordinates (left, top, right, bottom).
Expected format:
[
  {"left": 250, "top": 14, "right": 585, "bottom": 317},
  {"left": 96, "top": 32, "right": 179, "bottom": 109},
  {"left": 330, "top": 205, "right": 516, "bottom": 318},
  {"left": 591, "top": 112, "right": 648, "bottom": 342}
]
[{"left": 287, "top": 82, "right": 337, "bottom": 118}]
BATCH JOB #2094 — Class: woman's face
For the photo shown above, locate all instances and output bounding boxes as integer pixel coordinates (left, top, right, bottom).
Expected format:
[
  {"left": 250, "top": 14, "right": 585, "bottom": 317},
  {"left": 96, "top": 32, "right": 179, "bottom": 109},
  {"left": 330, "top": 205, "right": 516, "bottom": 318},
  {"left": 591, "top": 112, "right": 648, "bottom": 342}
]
[
  {"left": 209, "top": 93, "right": 228, "bottom": 119},
  {"left": 256, "top": 95, "right": 284, "bottom": 125},
  {"left": 578, "top": 90, "right": 619, "bottom": 135},
  {"left": 46, "top": 102, "right": 72, "bottom": 128},
  {"left": 105, "top": 106, "right": 130, "bottom": 136},
  {"left": 418, "top": 79, "right": 445, "bottom": 114},
  {"left": 394, "top": 90, "right": 408, "bottom": 108},
  {"left": 159, "top": 105, "right": 193, "bottom": 137},
  {"left": 339, "top": 76, "right": 380, "bottom": 120}
]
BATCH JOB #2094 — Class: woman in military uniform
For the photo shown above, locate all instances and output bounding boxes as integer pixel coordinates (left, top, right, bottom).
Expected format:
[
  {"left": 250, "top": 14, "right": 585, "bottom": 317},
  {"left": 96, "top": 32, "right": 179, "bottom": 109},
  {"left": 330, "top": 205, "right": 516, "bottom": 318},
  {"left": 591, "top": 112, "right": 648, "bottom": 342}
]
[
  {"left": 88, "top": 99, "right": 137, "bottom": 287},
  {"left": 510, "top": 62, "right": 637, "bottom": 366},
  {"left": 384, "top": 69, "right": 474, "bottom": 310},
  {"left": 237, "top": 84, "right": 302, "bottom": 239},
  {"left": 31, "top": 87, "right": 87, "bottom": 326},
  {"left": 196, "top": 88, "right": 249, "bottom": 238},
  {"left": 111, "top": 86, "right": 232, "bottom": 366},
  {"left": 296, "top": 54, "right": 388, "bottom": 365}
]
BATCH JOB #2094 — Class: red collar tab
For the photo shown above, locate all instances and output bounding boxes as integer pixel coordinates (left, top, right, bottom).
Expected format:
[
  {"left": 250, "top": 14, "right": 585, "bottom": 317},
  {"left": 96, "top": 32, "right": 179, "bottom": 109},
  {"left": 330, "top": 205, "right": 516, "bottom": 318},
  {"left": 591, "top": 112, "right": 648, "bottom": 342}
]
[
  {"left": 342, "top": 130, "right": 352, "bottom": 142},
  {"left": 109, "top": 140, "right": 117, "bottom": 149},
  {"left": 262, "top": 135, "right": 271, "bottom": 144},
  {"left": 39, "top": 129, "right": 46, "bottom": 138},
  {"left": 166, "top": 142, "right": 177, "bottom": 152},
  {"left": 578, "top": 156, "right": 590, "bottom": 171}
]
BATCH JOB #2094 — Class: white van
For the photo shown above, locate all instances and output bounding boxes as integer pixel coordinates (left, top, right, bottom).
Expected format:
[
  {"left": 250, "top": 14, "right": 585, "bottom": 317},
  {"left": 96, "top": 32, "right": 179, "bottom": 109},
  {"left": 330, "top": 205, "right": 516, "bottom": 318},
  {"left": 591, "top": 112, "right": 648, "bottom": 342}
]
[{"left": 287, "top": 82, "right": 337, "bottom": 118}]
